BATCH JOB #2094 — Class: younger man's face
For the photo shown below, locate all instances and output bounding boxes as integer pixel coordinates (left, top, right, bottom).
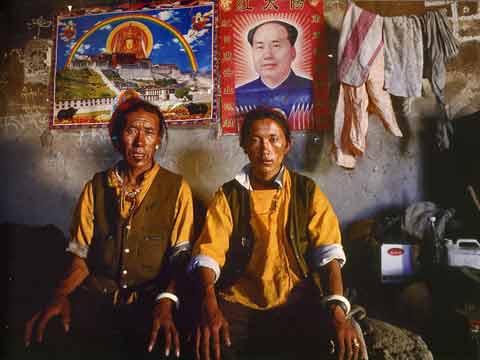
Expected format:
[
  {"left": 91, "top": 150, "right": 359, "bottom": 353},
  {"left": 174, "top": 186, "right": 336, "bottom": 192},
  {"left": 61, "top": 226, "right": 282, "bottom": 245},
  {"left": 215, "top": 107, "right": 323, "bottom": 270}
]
[{"left": 244, "top": 118, "right": 290, "bottom": 184}]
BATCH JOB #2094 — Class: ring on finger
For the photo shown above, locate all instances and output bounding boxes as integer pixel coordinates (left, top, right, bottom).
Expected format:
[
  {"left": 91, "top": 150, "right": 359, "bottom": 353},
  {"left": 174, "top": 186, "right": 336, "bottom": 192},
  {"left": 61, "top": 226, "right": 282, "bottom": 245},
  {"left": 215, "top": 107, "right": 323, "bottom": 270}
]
[{"left": 353, "top": 338, "right": 360, "bottom": 348}]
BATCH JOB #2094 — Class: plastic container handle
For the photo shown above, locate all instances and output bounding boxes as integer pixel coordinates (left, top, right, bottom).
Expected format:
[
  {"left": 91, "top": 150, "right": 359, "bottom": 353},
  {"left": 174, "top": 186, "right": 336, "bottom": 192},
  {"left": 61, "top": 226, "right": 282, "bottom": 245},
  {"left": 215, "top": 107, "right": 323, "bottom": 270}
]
[{"left": 456, "top": 239, "right": 480, "bottom": 248}]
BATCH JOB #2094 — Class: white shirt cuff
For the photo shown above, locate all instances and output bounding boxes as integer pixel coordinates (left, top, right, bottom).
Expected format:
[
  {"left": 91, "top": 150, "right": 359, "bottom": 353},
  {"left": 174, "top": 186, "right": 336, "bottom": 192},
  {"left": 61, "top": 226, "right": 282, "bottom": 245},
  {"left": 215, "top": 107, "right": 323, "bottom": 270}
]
[
  {"left": 188, "top": 255, "right": 221, "bottom": 282},
  {"left": 310, "top": 244, "right": 346, "bottom": 268},
  {"left": 66, "top": 241, "right": 89, "bottom": 259}
]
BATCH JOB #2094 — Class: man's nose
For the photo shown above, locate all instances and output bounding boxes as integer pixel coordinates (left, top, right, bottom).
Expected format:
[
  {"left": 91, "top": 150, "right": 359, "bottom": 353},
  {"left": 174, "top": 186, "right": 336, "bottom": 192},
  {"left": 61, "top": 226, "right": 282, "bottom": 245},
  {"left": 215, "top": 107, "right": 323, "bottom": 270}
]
[
  {"left": 263, "top": 46, "right": 273, "bottom": 58},
  {"left": 261, "top": 139, "right": 273, "bottom": 152},
  {"left": 134, "top": 130, "right": 146, "bottom": 145}
]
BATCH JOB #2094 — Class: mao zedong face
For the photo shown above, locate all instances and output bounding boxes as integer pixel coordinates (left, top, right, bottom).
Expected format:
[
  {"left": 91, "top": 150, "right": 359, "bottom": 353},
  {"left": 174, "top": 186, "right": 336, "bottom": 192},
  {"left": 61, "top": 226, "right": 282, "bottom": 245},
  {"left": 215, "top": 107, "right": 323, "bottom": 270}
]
[
  {"left": 121, "top": 109, "right": 161, "bottom": 173},
  {"left": 245, "top": 118, "right": 291, "bottom": 183},
  {"left": 251, "top": 22, "right": 296, "bottom": 88}
]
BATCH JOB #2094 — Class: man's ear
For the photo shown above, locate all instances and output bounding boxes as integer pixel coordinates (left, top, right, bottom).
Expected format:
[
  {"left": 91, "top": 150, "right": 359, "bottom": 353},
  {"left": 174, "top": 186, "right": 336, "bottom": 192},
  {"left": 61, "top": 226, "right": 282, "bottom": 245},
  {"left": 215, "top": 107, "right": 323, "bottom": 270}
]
[
  {"left": 112, "top": 139, "right": 120, "bottom": 152},
  {"left": 114, "top": 142, "right": 123, "bottom": 154},
  {"left": 291, "top": 46, "right": 296, "bottom": 61},
  {"left": 285, "top": 139, "right": 292, "bottom": 154}
]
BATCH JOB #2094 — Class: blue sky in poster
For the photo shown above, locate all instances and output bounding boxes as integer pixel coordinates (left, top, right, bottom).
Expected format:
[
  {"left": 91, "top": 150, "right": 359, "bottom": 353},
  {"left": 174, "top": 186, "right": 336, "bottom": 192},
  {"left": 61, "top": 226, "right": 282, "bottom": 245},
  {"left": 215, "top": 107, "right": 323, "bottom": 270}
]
[{"left": 55, "top": 5, "right": 213, "bottom": 73}]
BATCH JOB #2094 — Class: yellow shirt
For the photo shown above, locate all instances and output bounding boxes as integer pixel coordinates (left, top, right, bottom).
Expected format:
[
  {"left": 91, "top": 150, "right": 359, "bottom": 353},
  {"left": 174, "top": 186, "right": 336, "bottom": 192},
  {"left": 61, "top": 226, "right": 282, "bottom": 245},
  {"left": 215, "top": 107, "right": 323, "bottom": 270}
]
[
  {"left": 192, "top": 169, "right": 342, "bottom": 309},
  {"left": 68, "top": 162, "right": 194, "bottom": 258}
]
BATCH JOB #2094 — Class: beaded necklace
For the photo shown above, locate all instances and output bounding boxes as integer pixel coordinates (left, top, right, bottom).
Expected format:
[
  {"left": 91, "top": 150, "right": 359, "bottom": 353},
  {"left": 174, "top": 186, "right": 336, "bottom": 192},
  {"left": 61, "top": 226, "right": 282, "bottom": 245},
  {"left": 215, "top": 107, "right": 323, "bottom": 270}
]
[{"left": 114, "top": 168, "right": 142, "bottom": 213}]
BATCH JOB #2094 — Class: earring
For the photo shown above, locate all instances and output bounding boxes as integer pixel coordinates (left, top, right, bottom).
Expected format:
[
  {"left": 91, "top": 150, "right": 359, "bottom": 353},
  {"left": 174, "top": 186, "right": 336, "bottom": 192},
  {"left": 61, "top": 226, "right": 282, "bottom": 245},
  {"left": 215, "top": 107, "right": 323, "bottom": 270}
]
[{"left": 155, "top": 144, "right": 159, "bottom": 150}]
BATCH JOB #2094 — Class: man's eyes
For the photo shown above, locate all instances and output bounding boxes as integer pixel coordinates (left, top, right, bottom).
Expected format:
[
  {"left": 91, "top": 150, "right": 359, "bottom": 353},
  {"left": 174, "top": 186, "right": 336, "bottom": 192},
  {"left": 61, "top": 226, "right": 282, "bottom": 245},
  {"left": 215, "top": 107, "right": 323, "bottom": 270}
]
[
  {"left": 254, "top": 43, "right": 284, "bottom": 50},
  {"left": 249, "top": 137, "right": 281, "bottom": 145},
  {"left": 124, "top": 128, "right": 155, "bottom": 136}
]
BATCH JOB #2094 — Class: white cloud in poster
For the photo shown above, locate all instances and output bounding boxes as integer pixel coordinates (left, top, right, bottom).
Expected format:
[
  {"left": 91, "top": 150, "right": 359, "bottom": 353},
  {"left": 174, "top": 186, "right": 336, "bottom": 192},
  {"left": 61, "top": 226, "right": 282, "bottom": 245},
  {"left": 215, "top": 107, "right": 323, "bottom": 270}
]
[
  {"left": 184, "top": 29, "right": 209, "bottom": 47},
  {"left": 76, "top": 43, "right": 91, "bottom": 54},
  {"left": 156, "top": 11, "right": 172, "bottom": 21},
  {"left": 155, "top": 11, "right": 181, "bottom": 22}
]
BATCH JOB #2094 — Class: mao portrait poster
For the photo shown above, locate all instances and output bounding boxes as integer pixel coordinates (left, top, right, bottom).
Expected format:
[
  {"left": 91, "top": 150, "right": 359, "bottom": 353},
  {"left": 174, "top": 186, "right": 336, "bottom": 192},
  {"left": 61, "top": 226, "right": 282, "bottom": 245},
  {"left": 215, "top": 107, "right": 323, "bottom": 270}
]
[
  {"left": 50, "top": 2, "right": 215, "bottom": 129},
  {"left": 219, "top": 0, "right": 329, "bottom": 134}
]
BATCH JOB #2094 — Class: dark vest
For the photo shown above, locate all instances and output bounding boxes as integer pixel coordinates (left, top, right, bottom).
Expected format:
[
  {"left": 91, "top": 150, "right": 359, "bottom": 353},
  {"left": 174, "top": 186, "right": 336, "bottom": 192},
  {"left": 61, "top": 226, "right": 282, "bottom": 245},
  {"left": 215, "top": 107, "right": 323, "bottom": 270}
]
[
  {"left": 87, "top": 167, "right": 182, "bottom": 291},
  {"left": 217, "top": 170, "right": 317, "bottom": 290}
]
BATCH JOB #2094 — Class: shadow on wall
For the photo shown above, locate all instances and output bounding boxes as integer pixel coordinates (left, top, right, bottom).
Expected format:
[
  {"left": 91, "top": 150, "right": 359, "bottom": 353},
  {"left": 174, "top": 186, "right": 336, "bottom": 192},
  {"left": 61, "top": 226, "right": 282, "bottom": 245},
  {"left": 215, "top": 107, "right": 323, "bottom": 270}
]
[
  {"left": 0, "top": 137, "right": 74, "bottom": 227},
  {"left": 172, "top": 146, "right": 216, "bottom": 203},
  {"left": 391, "top": 96, "right": 414, "bottom": 155},
  {"left": 0, "top": 130, "right": 118, "bottom": 231},
  {"left": 419, "top": 111, "right": 454, "bottom": 204},
  {"left": 285, "top": 133, "right": 327, "bottom": 173}
]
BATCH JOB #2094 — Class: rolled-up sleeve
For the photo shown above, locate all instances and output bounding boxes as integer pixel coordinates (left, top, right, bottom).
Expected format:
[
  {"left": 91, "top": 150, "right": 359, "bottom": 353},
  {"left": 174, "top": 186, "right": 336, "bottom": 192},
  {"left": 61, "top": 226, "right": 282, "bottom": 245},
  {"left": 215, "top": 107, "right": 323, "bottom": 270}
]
[
  {"left": 308, "top": 186, "right": 346, "bottom": 268},
  {"left": 67, "top": 181, "right": 95, "bottom": 259},
  {"left": 189, "top": 189, "right": 233, "bottom": 282},
  {"left": 169, "top": 179, "right": 194, "bottom": 261}
]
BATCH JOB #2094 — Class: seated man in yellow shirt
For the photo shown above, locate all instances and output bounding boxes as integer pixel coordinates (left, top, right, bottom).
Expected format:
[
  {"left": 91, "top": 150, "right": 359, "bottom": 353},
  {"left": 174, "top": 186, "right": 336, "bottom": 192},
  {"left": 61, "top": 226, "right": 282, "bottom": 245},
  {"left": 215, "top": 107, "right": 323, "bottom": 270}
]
[
  {"left": 189, "top": 107, "right": 363, "bottom": 359},
  {"left": 24, "top": 95, "right": 194, "bottom": 359}
]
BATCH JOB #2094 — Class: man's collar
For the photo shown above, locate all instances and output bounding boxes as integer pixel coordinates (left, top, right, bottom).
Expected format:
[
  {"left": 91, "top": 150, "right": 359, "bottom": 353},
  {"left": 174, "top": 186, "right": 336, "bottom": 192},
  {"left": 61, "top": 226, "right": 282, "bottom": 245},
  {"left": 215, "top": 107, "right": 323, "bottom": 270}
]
[
  {"left": 108, "top": 160, "right": 159, "bottom": 189},
  {"left": 234, "top": 164, "right": 285, "bottom": 190},
  {"left": 261, "top": 69, "right": 293, "bottom": 90}
]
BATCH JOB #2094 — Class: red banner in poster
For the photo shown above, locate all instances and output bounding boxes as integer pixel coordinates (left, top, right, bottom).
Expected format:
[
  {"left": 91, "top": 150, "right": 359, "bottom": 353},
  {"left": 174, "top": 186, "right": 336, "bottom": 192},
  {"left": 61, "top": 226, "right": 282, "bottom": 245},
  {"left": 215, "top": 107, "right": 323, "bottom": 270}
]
[{"left": 219, "top": 0, "right": 329, "bottom": 134}]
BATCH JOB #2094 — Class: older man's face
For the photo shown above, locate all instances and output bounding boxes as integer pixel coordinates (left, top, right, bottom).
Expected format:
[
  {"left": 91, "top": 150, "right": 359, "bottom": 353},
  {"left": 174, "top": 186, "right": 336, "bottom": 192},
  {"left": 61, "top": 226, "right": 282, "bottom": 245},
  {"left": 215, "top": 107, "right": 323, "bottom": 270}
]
[
  {"left": 251, "top": 23, "right": 296, "bottom": 88},
  {"left": 121, "top": 109, "right": 161, "bottom": 174}
]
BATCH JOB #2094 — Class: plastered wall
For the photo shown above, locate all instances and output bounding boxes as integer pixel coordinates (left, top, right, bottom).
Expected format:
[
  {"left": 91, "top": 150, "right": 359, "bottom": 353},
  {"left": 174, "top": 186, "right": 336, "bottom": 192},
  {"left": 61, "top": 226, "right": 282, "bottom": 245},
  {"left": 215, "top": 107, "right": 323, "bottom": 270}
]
[{"left": 1, "top": 0, "right": 479, "bottom": 236}]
